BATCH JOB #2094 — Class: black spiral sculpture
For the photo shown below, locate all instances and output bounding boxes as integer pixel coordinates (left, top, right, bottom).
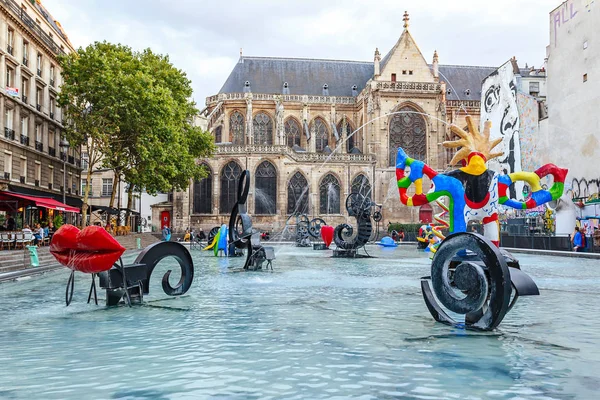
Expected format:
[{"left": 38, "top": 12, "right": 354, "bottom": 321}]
[
  {"left": 228, "top": 170, "right": 272, "bottom": 270},
  {"left": 421, "top": 232, "right": 539, "bottom": 330},
  {"left": 295, "top": 214, "right": 311, "bottom": 247},
  {"left": 333, "top": 193, "right": 373, "bottom": 257},
  {"left": 98, "top": 241, "right": 194, "bottom": 306}
]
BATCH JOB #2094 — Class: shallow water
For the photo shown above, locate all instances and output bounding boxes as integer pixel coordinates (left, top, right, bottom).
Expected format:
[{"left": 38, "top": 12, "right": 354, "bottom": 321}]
[{"left": 0, "top": 245, "right": 599, "bottom": 399}]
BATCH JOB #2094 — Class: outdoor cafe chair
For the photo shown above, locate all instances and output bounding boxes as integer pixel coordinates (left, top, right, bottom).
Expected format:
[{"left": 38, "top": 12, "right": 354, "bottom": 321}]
[
  {"left": 23, "top": 232, "right": 34, "bottom": 247},
  {"left": 1, "top": 233, "right": 11, "bottom": 250},
  {"left": 15, "top": 233, "right": 24, "bottom": 249}
]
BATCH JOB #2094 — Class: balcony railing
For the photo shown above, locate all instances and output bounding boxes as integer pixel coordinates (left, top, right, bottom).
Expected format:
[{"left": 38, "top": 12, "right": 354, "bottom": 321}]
[
  {"left": 20, "top": 134, "right": 29, "bottom": 146},
  {"left": 6, "top": 44, "right": 13, "bottom": 55},
  {"left": 49, "top": 112, "right": 54, "bottom": 119},
  {"left": 68, "top": 155, "right": 74, "bottom": 164},
  {"left": 67, "top": 188, "right": 71, "bottom": 194},
  {"left": 59, "top": 151, "right": 66, "bottom": 161},
  {"left": 34, "top": 179, "right": 39, "bottom": 187},
  {"left": 36, "top": 69, "right": 42, "bottom": 77},
  {"left": 19, "top": 176, "right": 25, "bottom": 183},
  {"left": 22, "top": 57, "right": 28, "bottom": 66},
  {"left": 4, "top": 127, "right": 14, "bottom": 140},
  {"left": 0, "top": 0, "right": 66, "bottom": 56},
  {"left": 22, "top": 95, "right": 27, "bottom": 103},
  {"left": 75, "top": 159, "right": 81, "bottom": 168},
  {"left": 36, "top": 104, "right": 41, "bottom": 111},
  {"left": 4, "top": 172, "right": 10, "bottom": 180},
  {"left": 50, "top": 78, "right": 55, "bottom": 87},
  {"left": 60, "top": 185, "right": 64, "bottom": 193},
  {"left": 35, "top": 140, "right": 43, "bottom": 152},
  {"left": 48, "top": 147, "right": 55, "bottom": 157},
  {"left": 48, "top": 183, "right": 52, "bottom": 190}
]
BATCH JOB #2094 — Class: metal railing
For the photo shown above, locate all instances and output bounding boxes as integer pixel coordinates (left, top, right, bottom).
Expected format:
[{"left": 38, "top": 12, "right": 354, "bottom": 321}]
[
  {"left": 36, "top": 104, "right": 41, "bottom": 111},
  {"left": 6, "top": 44, "right": 12, "bottom": 55},
  {"left": 0, "top": 0, "right": 66, "bottom": 56},
  {"left": 48, "top": 146, "right": 55, "bottom": 157},
  {"left": 19, "top": 134, "right": 29, "bottom": 146},
  {"left": 68, "top": 155, "right": 74, "bottom": 164},
  {"left": 4, "top": 172, "right": 10, "bottom": 180},
  {"left": 22, "top": 57, "right": 27, "bottom": 66},
  {"left": 4, "top": 127, "right": 14, "bottom": 140},
  {"left": 22, "top": 95, "right": 27, "bottom": 103},
  {"left": 34, "top": 140, "right": 43, "bottom": 151},
  {"left": 36, "top": 69, "right": 42, "bottom": 77}
]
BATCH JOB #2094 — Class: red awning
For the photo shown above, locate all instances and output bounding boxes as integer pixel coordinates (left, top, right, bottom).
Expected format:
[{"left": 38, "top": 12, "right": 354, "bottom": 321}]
[{"left": 0, "top": 192, "right": 80, "bottom": 213}]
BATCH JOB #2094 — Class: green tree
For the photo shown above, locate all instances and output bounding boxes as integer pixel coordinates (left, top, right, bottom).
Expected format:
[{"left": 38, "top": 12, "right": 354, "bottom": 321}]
[{"left": 58, "top": 42, "right": 213, "bottom": 227}]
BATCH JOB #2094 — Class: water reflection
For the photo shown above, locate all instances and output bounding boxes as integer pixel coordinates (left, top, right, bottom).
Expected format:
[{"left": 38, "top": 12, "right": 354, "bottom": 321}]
[{"left": 0, "top": 246, "right": 598, "bottom": 399}]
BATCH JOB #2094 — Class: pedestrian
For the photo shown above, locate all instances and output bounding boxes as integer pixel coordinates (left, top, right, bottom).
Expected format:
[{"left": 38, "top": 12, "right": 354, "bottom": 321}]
[
  {"left": 398, "top": 229, "right": 405, "bottom": 242},
  {"left": 33, "top": 223, "right": 44, "bottom": 245},
  {"left": 197, "top": 228, "right": 206, "bottom": 242},
  {"left": 6, "top": 216, "right": 15, "bottom": 231},
  {"left": 162, "top": 225, "right": 171, "bottom": 241},
  {"left": 572, "top": 226, "right": 584, "bottom": 252}
]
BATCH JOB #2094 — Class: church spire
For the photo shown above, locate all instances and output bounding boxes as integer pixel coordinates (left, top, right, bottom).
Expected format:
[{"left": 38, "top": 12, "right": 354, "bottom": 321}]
[
  {"left": 374, "top": 47, "right": 381, "bottom": 77},
  {"left": 403, "top": 11, "right": 410, "bottom": 30}
]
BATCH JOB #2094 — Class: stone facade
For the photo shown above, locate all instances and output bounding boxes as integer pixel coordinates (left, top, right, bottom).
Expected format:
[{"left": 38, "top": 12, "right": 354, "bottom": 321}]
[
  {"left": 0, "top": 0, "right": 82, "bottom": 208},
  {"left": 172, "top": 16, "right": 496, "bottom": 233}
]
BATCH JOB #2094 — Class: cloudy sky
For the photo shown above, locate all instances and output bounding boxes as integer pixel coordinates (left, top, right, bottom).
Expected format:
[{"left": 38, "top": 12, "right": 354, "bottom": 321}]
[{"left": 43, "top": 0, "right": 555, "bottom": 107}]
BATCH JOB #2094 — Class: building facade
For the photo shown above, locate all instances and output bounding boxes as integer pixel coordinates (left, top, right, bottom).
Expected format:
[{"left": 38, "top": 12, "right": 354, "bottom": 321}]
[
  {"left": 546, "top": 0, "right": 599, "bottom": 196},
  {"left": 0, "top": 0, "right": 82, "bottom": 219},
  {"left": 169, "top": 14, "right": 497, "bottom": 233}
]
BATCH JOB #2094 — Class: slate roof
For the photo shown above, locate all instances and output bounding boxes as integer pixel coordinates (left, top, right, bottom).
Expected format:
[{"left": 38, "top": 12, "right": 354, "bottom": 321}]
[
  {"left": 219, "top": 57, "right": 373, "bottom": 97},
  {"left": 437, "top": 65, "right": 497, "bottom": 101},
  {"left": 219, "top": 56, "right": 496, "bottom": 101}
]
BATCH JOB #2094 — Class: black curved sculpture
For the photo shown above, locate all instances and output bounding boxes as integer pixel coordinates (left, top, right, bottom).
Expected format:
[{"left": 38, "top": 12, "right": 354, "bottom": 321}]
[
  {"left": 421, "top": 232, "right": 539, "bottom": 331},
  {"left": 295, "top": 214, "right": 311, "bottom": 247},
  {"left": 98, "top": 241, "right": 194, "bottom": 306},
  {"left": 228, "top": 170, "right": 274, "bottom": 270},
  {"left": 333, "top": 193, "right": 373, "bottom": 257},
  {"left": 207, "top": 226, "right": 220, "bottom": 245}
]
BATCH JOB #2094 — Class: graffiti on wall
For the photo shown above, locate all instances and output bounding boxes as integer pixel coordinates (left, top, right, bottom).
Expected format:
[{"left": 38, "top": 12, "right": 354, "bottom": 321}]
[
  {"left": 551, "top": 0, "right": 579, "bottom": 46},
  {"left": 517, "top": 93, "right": 542, "bottom": 174},
  {"left": 569, "top": 177, "right": 600, "bottom": 201},
  {"left": 480, "top": 60, "right": 523, "bottom": 199}
]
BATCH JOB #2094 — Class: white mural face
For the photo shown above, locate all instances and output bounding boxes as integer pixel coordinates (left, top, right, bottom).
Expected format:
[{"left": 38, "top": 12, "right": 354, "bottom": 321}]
[{"left": 480, "top": 61, "right": 523, "bottom": 200}]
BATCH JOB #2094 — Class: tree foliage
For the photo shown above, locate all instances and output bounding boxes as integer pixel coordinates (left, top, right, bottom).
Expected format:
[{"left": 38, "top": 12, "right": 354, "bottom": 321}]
[{"left": 58, "top": 42, "right": 214, "bottom": 226}]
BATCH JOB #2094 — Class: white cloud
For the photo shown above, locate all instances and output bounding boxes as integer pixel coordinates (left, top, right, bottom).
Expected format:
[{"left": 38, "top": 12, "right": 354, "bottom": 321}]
[{"left": 42, "top": 0, "right": 556, "bottom": 103}]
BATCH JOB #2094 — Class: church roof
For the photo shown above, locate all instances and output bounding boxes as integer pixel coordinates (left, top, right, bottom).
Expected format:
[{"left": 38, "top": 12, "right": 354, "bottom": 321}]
[
  {"left": 219, "top": 56, "right": 373, "bottom": 97},
  {"left": 219, "top": 56, "right": 496, "bottom": 101},
  {"left": 437, "top": 65, "right": 497, "bottom": 101}
]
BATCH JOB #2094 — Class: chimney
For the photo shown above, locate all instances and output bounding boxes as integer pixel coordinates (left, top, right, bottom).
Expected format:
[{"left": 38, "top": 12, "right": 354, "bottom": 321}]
[
  {"left": 374, "top": 48, "right": 381, "bottom": 77},
  {"left": 432, "top": 50, "right": 439, "bottom": 79}
]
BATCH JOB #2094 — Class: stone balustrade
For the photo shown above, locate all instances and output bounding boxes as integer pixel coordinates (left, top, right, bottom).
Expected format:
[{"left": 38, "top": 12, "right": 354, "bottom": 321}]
[
  {"left": 215, "top": 144, "right": 375, "bottom": 163},
  {"left": 206, "top": 93, "right": 357, "bottom": 106}
]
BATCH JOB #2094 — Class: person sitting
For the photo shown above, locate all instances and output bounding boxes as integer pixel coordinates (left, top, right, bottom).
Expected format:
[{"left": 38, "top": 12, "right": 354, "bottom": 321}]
[
  {"left": 33, "top": 223, "right": 44, "bottom": 246},
  {"left": 183, "top": 229, "right": 191, "bottom": 242},
  {"left": 572, "top": 227, "right": 584, "bottom": 252},
  {"left": 398, "top": 229, "right": 405, "bottom": 242},
  {"left": 197, "top": 229, "right": 206, "bottom": 242}
]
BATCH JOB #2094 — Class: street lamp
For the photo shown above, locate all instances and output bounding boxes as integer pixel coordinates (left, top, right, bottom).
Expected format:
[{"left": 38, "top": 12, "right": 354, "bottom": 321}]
[{"left": 59, "top": 137, "right": 69, "bottom": 205}]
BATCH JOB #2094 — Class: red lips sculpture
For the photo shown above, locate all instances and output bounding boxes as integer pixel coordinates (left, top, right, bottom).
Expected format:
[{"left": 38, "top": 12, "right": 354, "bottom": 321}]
[
  {"left": 321, "top": 225, "right": 334, "bottom": 248},
  {"left": 50, "top": 224, "right": 126, "bottom": 274}
]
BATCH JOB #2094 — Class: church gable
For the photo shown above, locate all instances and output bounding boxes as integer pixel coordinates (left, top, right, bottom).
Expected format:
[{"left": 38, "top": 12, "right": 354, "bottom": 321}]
[{"left": 379, "top": 14, "right": 435, "bottom": 83}]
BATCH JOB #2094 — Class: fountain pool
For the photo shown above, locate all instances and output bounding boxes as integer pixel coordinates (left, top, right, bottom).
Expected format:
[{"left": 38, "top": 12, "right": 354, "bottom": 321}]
[{"left": 0, "top": 246, "right": 599, "bottom": 399}]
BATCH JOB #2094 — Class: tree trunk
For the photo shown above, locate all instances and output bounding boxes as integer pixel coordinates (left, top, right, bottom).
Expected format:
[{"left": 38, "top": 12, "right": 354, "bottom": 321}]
[
  {"left": 81, "top": 162, "right": 94, "bottom": 228},
  {"left": 109, "top": 172, "right": 120, "bottom": 226},
  {"left": 125, "top": 185, "right": 133, "bottom": 229}
]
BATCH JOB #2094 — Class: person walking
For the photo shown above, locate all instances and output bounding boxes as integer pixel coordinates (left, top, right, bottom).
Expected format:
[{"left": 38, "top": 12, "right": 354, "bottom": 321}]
[
  {"left": 162, "top": 225, "right": 171, "bottom": 241},
  {"left": 572, "top": 226, "right": 584, "bottom": 252}
]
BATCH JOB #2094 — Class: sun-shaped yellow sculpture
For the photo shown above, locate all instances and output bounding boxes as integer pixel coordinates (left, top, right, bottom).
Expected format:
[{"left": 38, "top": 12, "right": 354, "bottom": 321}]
[{"left": 443, "top": 116, "right": 504, "bottom": 166}]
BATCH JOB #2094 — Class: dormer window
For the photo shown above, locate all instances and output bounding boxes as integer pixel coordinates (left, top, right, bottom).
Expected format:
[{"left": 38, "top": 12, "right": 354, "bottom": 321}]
[
  {"left": 446, "top": 88, "right": 452, "bottom": 95},
  {"left": 464, "top": 89, "right": 471, "bottom": 96},
  {"left": 322, "top": 84, "right": 329, "bottom": 96},
  {"left": 351, "top": 85, "right": 358, "bottom": 97},
  {"left": 243, "top": 81, "right": 251, "bottom": 93},
  {"left": 282, "top": 81, "right": 289, "bottom": 94}
]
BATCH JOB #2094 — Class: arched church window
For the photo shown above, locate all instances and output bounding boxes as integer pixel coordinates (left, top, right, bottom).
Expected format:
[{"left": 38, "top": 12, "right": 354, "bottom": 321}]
[
  {"left": 351, "top": 174, "right": 372, "bottom": 200},
  {"left": 253, "top": 112, "right": 273, "bottom": 145},
  {"left": 219, "top": 161, "right": 242, "bottom": 214},
  {"left": 255, "top": 161, "right": 277, "bottom": 215},
  {"left": 337, "top": 119, "right": 354, "bottom": 152},
  {"left": 285, "top": 118, "right": 301, "bottom": 148},
  {"left": 313, "top": 117, "right": 329, "bottom": 153},
  {"left": 230, "top": 111, "right": 245, "bottom": 145},
  {"left": 287, "top": 171, "right": 309, "bottom": 215},
  {"left": 193, "top": 164, "right": 212, "bottom": 214},
  {"left": 214, "top": 126, "right": 222, "bottom": 143},
  {"left": 319, "top": 173, "right": 341, "bottom": 214},
  {"left": 388, "top": 106, "right": 426, "bottom": 166}
]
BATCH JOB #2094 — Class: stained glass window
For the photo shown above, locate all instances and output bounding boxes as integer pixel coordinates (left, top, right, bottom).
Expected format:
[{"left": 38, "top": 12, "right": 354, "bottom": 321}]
[
  {"left": 214, "top": 126, "right": 222, "bottom": 144},
  {"left": 388, "top": 106, "right": 426, "bottom": 166},
  {"left": 337, "top": 119, "right": 354, "bottom": 152},
  {"left": 287, "top": 171, "right": 309, "bottom": 215},
  {"left": 313, "top": 118, "right": 329, "bottom": 153},
  {"left": 255, "top": 160, "right": 277, "bottom": 215},
  {"left": 285, "top": 118, "right": 301, "bottom": 148},
  {"left": 253, "top": 112, "right": 273, "bottom": 145},
  {"left": 219, "top": 161, "right": 242, "bottom": 214},
  {"left": 319, "top": 173, "right": 340, "bottom": 214},
  {"left": 351, "top": 174, "right": 371, "bottom": 200},
  {"left": 193, "top": 164, "right": 212, "bottom": 214},
  {"left": 230, "top": 111, "right": 245, "bottom": 145}
]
